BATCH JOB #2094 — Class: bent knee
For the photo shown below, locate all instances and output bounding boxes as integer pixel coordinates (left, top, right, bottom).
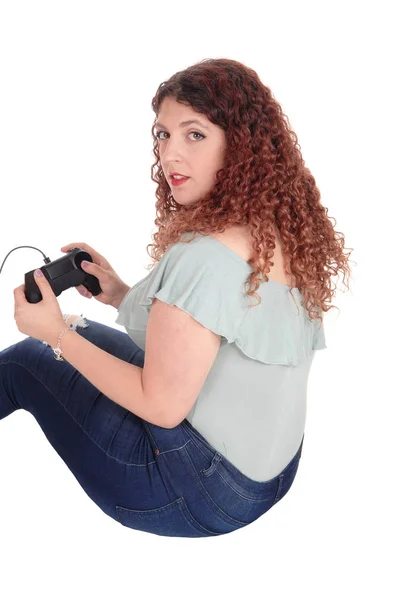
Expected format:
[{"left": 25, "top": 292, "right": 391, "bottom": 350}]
[
  {"left": 40, "top": 314, "right": 89, "bottom": 347},
  {"left": 62, "top": 314, "right": 89, "bottom": 330}
]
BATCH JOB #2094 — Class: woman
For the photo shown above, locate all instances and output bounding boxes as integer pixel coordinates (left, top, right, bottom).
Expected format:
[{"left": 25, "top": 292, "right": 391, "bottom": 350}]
[{"left": 1, "top": 58, "right": 353, "bottom": 537}]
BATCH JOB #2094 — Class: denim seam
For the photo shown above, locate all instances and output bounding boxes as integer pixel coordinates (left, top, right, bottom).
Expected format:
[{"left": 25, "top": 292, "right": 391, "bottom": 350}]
[
  {"left": 194, "top": 437, "right": 268, "bottom": 502},
  {"left": 142, "top": 420, "right": 161, "bottom": 452},
  {"left": 187, "top": 435, "right": 279, "bottom": 503},
  {"left": 153, "top": 440, "right": 192, "bottom": 456},
  {"left": 2, "top": 358, "right": 158, "bottom": 468},
  {"left": 188, "top": 435, "right": 213, "bottom": 462},
  {"left": 106, "top": 410, "right": 130, "bottom": 456},
  {"left": 182, "top": 442, "right": 249, "bottom": 526},
  {"left": 211, "top": 462, "right": 267, "bottom": 503},
  {"left": 181, "top": 422, "right": 216, "bottom": 461},
  {"left": 273, "top": 474, "right": 284, "bottom": 504},
  {"left": 142, "top": 421, "right": 192, "bottom": 456}
]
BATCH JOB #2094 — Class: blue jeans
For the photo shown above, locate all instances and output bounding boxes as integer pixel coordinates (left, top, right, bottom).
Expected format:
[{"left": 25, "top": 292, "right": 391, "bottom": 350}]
[{"left": 0, "top": 318, "right": 304, "bottom": 538}]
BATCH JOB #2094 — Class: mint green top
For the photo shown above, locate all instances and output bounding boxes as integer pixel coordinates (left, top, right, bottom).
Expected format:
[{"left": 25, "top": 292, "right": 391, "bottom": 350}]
[{"left": 115, "top": 232, "right": 326, "bottom": 481}]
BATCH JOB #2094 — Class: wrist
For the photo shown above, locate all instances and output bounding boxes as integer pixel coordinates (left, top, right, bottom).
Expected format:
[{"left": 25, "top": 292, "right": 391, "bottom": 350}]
[
  {"left": 48, "top": 321, "right": 71, "bottom": 350},
  {"left": 113, "top": 285, "right": 131, "bottom": 310}
]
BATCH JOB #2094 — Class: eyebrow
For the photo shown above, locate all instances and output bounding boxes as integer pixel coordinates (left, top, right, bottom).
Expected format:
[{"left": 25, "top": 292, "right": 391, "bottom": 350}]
[{"left": 155, "top": 119, "right": 209, "bottom": 130}]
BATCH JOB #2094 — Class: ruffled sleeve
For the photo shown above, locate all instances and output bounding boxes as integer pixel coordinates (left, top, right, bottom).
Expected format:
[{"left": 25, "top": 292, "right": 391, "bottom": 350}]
[
  {"left": 138, "top": 240, "right": 247, "bottom": 339},
  {"left": 115, "top": 237, "right": 327, "bottom": 366}
]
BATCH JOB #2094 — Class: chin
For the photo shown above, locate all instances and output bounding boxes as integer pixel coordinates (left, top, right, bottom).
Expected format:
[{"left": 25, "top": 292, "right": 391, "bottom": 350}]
[{"left": 175, "top": 196, "right": 199, "bottom": 206}]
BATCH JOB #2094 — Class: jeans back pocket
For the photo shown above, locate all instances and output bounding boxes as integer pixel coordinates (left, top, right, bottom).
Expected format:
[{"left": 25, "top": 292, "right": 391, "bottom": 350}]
[{"left": 116, "top": 496, "right": 220, "bottom": 538}]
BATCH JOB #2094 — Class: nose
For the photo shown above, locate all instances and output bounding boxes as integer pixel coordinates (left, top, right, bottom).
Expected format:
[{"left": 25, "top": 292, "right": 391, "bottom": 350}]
[{"left": 160, "top": 134, "right": 185, "bottom": 167}]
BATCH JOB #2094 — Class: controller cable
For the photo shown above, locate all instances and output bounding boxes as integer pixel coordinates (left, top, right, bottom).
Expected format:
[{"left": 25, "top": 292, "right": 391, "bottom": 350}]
[{"left": 0, "top": 246, "right": 52, "bottom": 275}]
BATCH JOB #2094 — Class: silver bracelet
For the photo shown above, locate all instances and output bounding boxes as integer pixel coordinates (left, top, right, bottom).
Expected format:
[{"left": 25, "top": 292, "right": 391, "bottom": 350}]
[{"left": 53, "top": 327, "right": 73, "bottom": 361}]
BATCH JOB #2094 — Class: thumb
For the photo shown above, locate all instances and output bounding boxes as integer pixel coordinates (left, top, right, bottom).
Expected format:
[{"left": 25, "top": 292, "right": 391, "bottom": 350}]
[
  {"left": 34, "top": 269, "right": 46, "bottom": 282},
  {"left": 82, "top": 260, "right": 96, "bottom": 273},
  {"left": 34, "top": 269, "right": 50, "bottom": 290},
  {"left": 82, "top": 260, "right": 104, "bottom": 284},
  {"left": 82, "top": 260, "right": 104, "bottom": 278}
]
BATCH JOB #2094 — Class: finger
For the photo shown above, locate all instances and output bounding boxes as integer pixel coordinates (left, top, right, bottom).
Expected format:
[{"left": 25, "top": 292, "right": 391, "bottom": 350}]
[
  {"left": 81, "top": 259, "right": 100, "bottom": 274},
  {"left": 60, "top": 243, "right": 86, "bottom": 251},
  {"left": 77, "top": 286, "right": 91, "bottom": 297},
  {"left": 33, "top": 269, "right": 52, "bottom": 293},
  {"left": 61, "top": 243, "right": 101, "bottom": 261},
  {"left": 13, "top": 284, "right": 25, "bottom": 304}
]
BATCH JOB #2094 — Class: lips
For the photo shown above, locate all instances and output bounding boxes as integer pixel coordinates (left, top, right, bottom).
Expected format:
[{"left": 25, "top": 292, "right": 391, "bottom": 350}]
[
  {"left": 169, "top": 171, "right": 188, "bottom": 178},
  {"left": 170, "top": 175, "right": 190, "bottom": 186}
]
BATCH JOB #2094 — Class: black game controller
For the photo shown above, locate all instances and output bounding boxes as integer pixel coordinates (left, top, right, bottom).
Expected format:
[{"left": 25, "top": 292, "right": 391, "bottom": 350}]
[{"left": 24, "top": 247, "right": 102, "bottom": 303}]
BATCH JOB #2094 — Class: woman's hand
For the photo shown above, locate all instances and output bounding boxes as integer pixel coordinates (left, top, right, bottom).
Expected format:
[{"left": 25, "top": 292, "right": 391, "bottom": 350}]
[
  {"left": 60, "top": 242, "right": 131, "bottom": 308},
  {"left": 14, "top": 270, "right": 65, "bottom": 343}
]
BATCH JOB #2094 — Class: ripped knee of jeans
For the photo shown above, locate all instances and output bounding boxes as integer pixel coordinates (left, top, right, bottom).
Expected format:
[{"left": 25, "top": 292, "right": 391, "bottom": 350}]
[
  {"left": 62, "top": 314, "right": 89, "bottom": 330},
  {"left": 40, "top": 314, "right": 89, "bottom": 347}
]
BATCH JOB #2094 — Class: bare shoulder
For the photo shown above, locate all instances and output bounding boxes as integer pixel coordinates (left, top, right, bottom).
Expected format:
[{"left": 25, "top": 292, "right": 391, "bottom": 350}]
[
  {"left": 209, "top": 226, "right": 253, "bottom": 262},
  {"left": 210, "top": 226, "right": 295, "bottom": 286}
]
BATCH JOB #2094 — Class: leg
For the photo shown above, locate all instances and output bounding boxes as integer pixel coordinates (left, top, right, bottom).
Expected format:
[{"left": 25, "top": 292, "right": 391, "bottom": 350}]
[
  {"left": 0, "top": 317, "right": 160, "bottom": 523},
  {"left": 1, "top": 317, "right": 271, "bottom": 538}
]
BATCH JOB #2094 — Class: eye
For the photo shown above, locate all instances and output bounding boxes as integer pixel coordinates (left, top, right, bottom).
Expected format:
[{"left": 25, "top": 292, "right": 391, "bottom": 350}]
[
  {"left": 155, "top": 130, "right": 168, "bottom": 140},
  {"left": 189, "top": 131, "right": 205, "bottom": 141},
  {"left": 155, "top": 130, "right": 205, "bottom": 141}
]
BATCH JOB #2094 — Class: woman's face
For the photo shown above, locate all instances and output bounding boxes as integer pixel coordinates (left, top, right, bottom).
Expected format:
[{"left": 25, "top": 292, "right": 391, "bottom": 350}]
[{"left": 155, "top": 96, "right": 227, "bottom": 206}]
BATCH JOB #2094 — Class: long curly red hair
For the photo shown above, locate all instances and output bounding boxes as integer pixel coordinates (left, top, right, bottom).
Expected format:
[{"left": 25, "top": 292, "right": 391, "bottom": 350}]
[{"left": 146, "top": 58, "right": 354, "bottom": 326}]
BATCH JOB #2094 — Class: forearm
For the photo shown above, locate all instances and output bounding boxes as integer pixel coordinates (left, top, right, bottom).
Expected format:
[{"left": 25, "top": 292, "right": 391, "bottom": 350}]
[{"left": 46, "top": 328, "right": 170, "bottom": 428}]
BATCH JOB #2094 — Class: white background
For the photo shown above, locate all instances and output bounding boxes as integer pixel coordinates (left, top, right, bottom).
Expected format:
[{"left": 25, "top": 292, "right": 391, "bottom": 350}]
[{"left": 0, "top": 1, "right": 392, "bottom": 598}]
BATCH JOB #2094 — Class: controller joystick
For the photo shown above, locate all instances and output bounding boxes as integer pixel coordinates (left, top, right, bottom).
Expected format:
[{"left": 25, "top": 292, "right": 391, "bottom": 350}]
[{"left": 24, "top": 247, "right": 102, "bottom": 303}]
